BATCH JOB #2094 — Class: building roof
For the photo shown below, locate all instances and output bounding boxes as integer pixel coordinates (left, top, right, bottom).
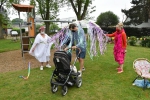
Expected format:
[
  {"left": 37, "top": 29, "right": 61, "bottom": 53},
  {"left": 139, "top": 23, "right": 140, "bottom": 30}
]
[{"left": 12, "top": 3, "right": 34, "bottom": 12}]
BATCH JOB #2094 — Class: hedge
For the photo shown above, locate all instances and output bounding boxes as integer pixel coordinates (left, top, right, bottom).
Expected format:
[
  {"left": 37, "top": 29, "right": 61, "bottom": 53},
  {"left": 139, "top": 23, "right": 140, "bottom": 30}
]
[
  {"left": 101, "top": 27, "right": 150, "bottom": 38},
  {"left": 11, "top": 28, "right": 26, "bottom": 36}
]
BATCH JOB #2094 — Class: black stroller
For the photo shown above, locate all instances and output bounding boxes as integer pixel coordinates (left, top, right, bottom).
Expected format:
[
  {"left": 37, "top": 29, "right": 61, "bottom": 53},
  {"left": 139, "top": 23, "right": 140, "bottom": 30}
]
[{"left": 50, "top": 48, "right": 82, "bottom": 96}]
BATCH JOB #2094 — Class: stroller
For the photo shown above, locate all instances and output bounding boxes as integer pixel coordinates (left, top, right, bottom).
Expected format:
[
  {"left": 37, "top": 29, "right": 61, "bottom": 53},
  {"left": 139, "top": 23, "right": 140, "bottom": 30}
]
[
  {"left": 50, "top": 48, "right": 82, "bottom": 96},
  {"left": 132, "top": 58, "right": 150, "bottom": 89}
]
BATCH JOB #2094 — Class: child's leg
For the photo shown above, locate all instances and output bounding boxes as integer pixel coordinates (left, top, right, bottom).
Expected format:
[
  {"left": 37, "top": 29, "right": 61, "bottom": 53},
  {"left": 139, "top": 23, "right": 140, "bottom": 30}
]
[
  {"left": 40, "top": 62, "right": 44, "bottom": 70},
  {"left": 120, "top": 64, "right": 124, "bottom": 70},
  {"left": 46, "top": 61, "right": 49, "bottom": 65},
  {"left": 41, "top": 62, "right": 44, "bottom": 66},
  {"left": 117, "top": 63, "right": 124, "bottom": 73},
  {"left": 78, "top": 58, "right": 84, "bottom": 72}
]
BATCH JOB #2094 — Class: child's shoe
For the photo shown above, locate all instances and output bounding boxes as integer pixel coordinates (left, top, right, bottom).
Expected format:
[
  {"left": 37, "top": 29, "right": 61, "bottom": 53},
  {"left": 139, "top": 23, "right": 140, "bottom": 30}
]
[
  {"left": 40, "top": 66, "right": 43, "bottom": 70},
  {"left": 46, "top": 64, "right": 51, "bottom": 68},
  {"left": 117, "top": 68, "right": 123, "bottom": 73}
]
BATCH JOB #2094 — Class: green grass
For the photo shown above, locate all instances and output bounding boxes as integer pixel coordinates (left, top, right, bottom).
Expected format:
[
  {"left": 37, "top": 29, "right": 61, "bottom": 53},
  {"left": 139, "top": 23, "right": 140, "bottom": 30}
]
[
  {"left": 0, "top": 41, "right": 150, "bottom": 99},
  {"left": 0, "top": 39, "right": 20, "bottom": 53}
]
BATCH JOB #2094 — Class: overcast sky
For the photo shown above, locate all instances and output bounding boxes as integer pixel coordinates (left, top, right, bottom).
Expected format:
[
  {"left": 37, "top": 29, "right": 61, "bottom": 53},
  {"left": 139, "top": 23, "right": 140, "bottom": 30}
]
[{"left": 9, "top": 0, "right": 132, "bottom": 21}]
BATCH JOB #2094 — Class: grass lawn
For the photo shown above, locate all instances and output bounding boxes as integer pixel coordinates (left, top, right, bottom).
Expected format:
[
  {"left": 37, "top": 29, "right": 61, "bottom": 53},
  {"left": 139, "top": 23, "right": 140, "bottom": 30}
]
[
  {"left": 0, "top": 39, "right": 150, "bottom": 100},
  {"left": 0, "top": 39, "right": 20, "bottom": 53}
]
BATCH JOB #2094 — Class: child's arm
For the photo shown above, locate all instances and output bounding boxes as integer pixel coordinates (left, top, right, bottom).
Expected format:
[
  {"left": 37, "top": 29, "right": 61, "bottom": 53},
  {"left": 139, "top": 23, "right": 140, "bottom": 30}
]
[
  {"left": 106, "top": 32, "right": 116, "bottom": 37},
  {"left": 122, "top": 32, "right": 127, "bottom": 49}
]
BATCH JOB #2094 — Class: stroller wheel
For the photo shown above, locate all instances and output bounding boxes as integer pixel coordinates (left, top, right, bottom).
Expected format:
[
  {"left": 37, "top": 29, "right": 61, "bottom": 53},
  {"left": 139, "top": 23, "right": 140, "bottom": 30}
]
[
  {"left": 62, "top": 85, "right": 68, "bottom": 96},
  {"left": 76, "top": 77, "right": 82, "bottom": 88},
  {"left": 51, "top": 84, "right": 58, "bottom": 93}
]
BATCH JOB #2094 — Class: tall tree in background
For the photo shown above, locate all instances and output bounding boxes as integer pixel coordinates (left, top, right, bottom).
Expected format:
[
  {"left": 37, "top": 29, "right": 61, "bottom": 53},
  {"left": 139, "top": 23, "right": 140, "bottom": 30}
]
[
  {"left": 31, "top": 0, "right": 95, "bottom": 33},
  {"left": 12, "top": 18, "right": 23, "bottom": 25},
  {"left": 62, "top": 0, "right": 95, "bottom": 20},
  {"left": 29, "top": 0, "right": 36, "bottom": 18},
  {"left": 122, "top": 0, "right": 150, "bottom": 26},
  {"left": 0, "top": 0, "right": 25, "bottom": 39},
  {"left": 33, "top": 0, "right": 59, "bottom": 34},
  {"left": 0, "top": 0, "right": 9, "bottom": 39},
  {"left": 96, "top": 11, "right": 119, "bottom": 27}
]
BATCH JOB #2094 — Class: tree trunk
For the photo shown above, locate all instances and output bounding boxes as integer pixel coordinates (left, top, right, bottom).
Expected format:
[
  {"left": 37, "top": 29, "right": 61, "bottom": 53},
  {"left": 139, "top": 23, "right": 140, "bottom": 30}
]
[
  {"left": 77, "top": 15, "right": 82, "bottom": 20},
  {"left": 45, "top": 22, "right": 50, "bottom": 35},
  {"left": 0, "top": 22, "right": 4, "bottom": 39},
  {"left": 44, "top": 0, "right": 50, "bottom": 35},
  {"left": 69, "top": 0, "right": 90, "bottom": 21}
]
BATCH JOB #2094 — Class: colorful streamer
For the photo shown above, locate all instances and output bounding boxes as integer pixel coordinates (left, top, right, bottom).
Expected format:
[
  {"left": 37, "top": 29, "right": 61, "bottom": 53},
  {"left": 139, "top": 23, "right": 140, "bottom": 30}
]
[
  {"left": 20, "top": 62, "right": 31, "bottom": 80},
  {"left": 47, "top": 26, "right": 70, "bottom": 50},
  {"left": 48, "top": 21, "right": 109, "bottom": 59},
  {"left": 87, "top": 21, "right": 109, "bottom": 58}
]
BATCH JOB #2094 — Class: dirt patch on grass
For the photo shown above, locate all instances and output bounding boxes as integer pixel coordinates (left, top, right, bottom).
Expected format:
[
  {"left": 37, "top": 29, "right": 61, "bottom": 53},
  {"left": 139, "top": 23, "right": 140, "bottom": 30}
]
[{"left": 0, "top": 49, "right": 76, "bottom": 73}]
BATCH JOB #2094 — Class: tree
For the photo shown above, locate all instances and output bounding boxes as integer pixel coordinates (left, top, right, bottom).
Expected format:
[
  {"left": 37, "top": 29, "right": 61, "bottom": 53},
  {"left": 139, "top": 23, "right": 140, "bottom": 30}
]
[
  {"left": 62, "top": 0, "right": 95, "bottom": 20},
  {"left": 122, "top": 0, "right": 150, "bottom": 26},
  {"left": 96, "top": 11, "right": 119, "bottom": 27},
  {"left": 50, "top": 23, "right": 59, "bottom": 30},
  {"left": 49, "top": 23, "right": 59, "bottom": 34},
  {"left": 0, "top": 0, "right": 9, "bottom": 39},
  {"left": 30, "top": 0, "right": 95, "bottom": 34},
  {"left": 0, "top": 0, "right": 25, "bottom": 39},
  {"left": 32, "top": 0, "right": 60, "bottom": 34},
  {"left": 12, "top": 18, "right": 23, "bottom": 25}
]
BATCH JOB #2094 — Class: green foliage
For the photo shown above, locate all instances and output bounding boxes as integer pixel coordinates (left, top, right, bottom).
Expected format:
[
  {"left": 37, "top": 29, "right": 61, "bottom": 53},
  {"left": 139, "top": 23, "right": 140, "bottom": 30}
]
[
  {"left": 128, "top": 36, "right": 137, "bottom": 46},
  {"left": 35, "top": 24, "right": 42, "bottom": 34},
  {"left": 101, "top": 27, "right": 150, "bottom": 38},
  {"left": 83, "top": 28, "right": 87, "bottom": 33},
  {"left": 0, "top": 39, "right": 20, "bottom": 53},
  {"left": 35, "top": 0, "right": 59, "bottom": 20},
  {"left": 11, "top": 28, "right": 20, "bottom": 35},
  {"left": 0, "top": 0, "right": 23, "bottom": 38},
  {"left": 61, "top": 0, "right": 95, "bottom": 20},
  {"left": 0, "top": 14, "right": 9, "bottom": 25},
  {"left": 11, "top": 28, "right": 25, "bottom": 36},
  {"left": 50, "top": 23, "right": 59, "bottom": 30},
  {"left": 96, "top": 11, "right": 119, "bottom": 27},
  {"left": 49, "top": 23, "right": 59, "bottom": 35},
  {"left": 34, "top": 0, "right": 60, "bottom": 34},
  {"left": 140, "top": 36, "right": 150, "bottom": 48},
  {"left": 122, "top": 0, "right": 150, "bottom": 25},
  {"left": 30, "top": 0, "right": 36, "bottom": 6},
  {"left": 12, "top": 18, "right": 23, "bottom": 25}
]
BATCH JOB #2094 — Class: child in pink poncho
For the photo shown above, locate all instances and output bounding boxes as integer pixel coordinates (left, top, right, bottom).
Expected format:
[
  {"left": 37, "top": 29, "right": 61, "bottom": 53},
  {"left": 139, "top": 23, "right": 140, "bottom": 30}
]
[{"left": 106, "top": 23, "right": 127, "bottom": 73}]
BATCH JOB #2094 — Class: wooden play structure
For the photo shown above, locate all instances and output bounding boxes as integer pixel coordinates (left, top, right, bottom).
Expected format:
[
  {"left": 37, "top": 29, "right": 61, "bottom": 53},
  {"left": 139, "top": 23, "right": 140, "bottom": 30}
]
[{"left": 12, "top": 3, "right": 35, "bottom": 57}]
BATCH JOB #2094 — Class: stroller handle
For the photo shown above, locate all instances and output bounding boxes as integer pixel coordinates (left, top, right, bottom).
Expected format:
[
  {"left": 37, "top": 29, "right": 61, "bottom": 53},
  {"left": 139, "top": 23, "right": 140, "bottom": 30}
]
[
  {"left": 68, "top": 47, "right": 81, "bottom": 52},
  {"left": 66, "top": 47, "right": 81, "bottom": 56},
  {"left": 67, "top": 47, "right": 81, "bottom": 66}
]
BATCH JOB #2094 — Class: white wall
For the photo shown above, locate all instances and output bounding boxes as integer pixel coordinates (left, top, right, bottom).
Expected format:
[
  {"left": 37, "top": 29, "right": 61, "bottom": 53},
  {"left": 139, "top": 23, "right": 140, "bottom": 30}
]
[
  {"left": 125, "top": 18, "right": 150, "bottom": 28},
  {"left": 7, "top": 29, "right": 12, "bottom": 35}
]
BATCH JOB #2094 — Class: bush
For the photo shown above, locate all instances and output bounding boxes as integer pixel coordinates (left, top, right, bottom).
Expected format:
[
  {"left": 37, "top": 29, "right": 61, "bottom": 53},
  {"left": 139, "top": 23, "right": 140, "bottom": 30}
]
[
  {"left": 146, "top": 41, "right": 150, "bottom": 48},
  {"left": 128, "top": 36, "right": 137, "bottom": 46},
  {"left": 11, "top": 28, "right": 25, "bottom": 36},
  {"left": 35, "top": 24, "right": 42, "bottom": 34},
  {"left": 140, "top": 36, "right": 150, "bottom": 48},
  {"left": 11, "top": 28, "right": 20, "bottom": 35},
  {"left": 101, "top": 27, "right": 150, "bottom": 38},
  {"left": 83, "top": 28, "right": 87, "bottom": 34}
]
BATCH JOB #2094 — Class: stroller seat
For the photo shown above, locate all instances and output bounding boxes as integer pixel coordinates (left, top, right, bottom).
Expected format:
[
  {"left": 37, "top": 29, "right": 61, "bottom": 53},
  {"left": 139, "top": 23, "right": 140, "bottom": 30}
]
[{"left": 50, "top": 50, "right": 82, "bottom": 96}]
